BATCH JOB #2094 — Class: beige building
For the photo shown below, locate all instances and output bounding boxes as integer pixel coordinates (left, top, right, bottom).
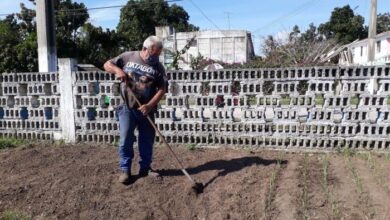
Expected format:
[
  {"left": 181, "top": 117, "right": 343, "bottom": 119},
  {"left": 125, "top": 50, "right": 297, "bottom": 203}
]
[{"left": 156, "top": 26, "right": 255, "bottom": 69}]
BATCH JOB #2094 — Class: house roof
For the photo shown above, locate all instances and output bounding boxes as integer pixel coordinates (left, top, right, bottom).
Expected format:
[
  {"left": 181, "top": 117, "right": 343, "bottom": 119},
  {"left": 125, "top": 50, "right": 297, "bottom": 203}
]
[{"left": 348, "top": 30, "right": 390, "bottom": 47}]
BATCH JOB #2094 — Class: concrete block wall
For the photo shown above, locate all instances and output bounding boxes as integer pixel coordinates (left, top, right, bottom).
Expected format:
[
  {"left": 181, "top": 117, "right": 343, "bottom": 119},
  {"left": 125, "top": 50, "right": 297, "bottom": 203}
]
[
  {"left": 72, "top": 70, "right": 121, "bottom": 144},
  {"left": 159, "top": 66, "right": 390, "bottom": 151},
  {"left": 0, "top": 72, "right": 61, "bottom": 140},
  {"left": 1, "top": 62, "right": 390, "bottom": 151}
]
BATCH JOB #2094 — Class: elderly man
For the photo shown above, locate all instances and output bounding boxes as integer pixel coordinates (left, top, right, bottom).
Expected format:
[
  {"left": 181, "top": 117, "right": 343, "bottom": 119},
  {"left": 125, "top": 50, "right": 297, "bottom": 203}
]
[{"left": 104, "top": 36, "right": 167, "bottom": 184}]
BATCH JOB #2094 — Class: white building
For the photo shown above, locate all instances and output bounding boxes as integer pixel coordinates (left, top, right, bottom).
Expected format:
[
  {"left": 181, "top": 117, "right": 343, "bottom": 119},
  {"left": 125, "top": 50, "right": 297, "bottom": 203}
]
[
  {"left": 156, "top": 26, "right": 255, "bottom": 69},
  {"left": 338, "top": 31, "right": 390, "bottom": 65}
]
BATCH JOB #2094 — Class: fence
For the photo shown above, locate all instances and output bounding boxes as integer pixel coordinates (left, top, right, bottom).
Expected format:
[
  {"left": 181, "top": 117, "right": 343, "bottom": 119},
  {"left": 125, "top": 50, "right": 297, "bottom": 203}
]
[{"left": 0, "top": 58, "right": 389, "bottom": 151}]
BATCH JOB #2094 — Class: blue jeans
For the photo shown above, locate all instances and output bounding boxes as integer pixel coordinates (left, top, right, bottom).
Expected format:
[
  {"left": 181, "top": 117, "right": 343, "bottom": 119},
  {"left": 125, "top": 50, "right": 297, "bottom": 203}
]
[{"left": 117, "top": 104, "right": 156, "bottom": 172}]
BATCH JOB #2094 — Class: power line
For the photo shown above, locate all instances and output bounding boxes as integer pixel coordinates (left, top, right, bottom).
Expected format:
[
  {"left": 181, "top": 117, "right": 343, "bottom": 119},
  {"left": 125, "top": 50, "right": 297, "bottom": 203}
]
[
  {"left": 253, "top": 0, "right": 319, "bottom": 34},
  {"left": 187, "top": 0, "right": 224, "bottom": 33},
  {"left": 0, "top": 0, "right": 183, "bottom": 17},
  {"left": 56, "top": 0, "right": 183, "bottom": 13}
]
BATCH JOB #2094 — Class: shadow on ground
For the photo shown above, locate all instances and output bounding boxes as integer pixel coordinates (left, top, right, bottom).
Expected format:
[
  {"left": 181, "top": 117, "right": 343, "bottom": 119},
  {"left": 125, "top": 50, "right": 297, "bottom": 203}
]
[{"left": 157, "top": 156, "right": 288, "bottom": 188}]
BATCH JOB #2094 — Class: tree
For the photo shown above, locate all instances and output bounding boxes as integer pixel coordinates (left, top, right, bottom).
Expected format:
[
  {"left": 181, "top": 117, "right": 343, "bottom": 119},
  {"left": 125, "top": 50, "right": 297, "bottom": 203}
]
[
  {"left": 377, "top": 13, "right": 390, "bottom": 34},
  {"left": 117, "top": 0, "right": 198, "bottom": 50},
  {"left": 54, "top": 0, "right": 89, "bottom": 59},
  {"left": 77, "top": 23, "right": 121, "bottom": 68},
  {"left": 261, "top": 23, "right": 336, "bottom": 67},
  {"left": 0, "top": 15, "right": 22, "bottom": 72},
  {"left": 0, "top": 0, "right": 120, "bottom": 73},
  {"left": 318, "top": 5, "right": 367, "bottom": 44}
]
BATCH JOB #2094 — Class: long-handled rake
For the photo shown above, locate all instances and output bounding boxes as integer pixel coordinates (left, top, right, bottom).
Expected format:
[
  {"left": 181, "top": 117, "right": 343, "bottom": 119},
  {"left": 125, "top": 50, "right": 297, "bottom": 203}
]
[{"left": 122, "top": 78, "right": 204, "bottom": 194}]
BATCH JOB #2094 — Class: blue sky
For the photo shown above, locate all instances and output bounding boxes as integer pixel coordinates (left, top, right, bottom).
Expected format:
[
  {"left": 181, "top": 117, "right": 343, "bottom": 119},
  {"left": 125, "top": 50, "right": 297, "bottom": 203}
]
[{"left": 1, "top": 0, "right": 390, "bottom": 54}]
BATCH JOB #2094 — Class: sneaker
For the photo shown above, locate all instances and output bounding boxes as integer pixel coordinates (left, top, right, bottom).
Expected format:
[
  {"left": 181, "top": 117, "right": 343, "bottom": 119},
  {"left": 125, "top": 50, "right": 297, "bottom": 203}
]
[
  {"left": 118, "top": 170, "right": 131, "bottom": 184},
  {"left": 138, "top": 169, "right": 149, "bottom": 177},
  {"left": 138, "top": 168, "right": 161, "bottom": 178}
]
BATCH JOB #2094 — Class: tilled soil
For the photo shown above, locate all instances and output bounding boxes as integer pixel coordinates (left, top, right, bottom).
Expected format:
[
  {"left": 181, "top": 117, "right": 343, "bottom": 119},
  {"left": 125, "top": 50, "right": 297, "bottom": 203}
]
[{"left": 0, "top": 144, "right": 389, "bottom": 220}]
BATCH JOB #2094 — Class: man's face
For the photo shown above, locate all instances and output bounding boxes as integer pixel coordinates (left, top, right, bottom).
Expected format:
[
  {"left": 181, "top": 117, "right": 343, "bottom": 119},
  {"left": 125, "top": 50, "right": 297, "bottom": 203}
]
[{"left": 147, "top": 45, "right": 162, "bottom": 57}]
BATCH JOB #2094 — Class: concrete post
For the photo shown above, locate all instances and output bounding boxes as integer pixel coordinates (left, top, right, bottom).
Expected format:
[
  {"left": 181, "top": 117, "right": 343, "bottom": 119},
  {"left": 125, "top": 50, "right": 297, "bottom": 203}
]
[
  {"left": 36, "top": 0, "right": 57, "bottom": 72},
  {"left": 58, "top": 58, "right": 77, "bottom": 143},
  {"left": 367, "top": 0, "right": 377, "bottom": 63}
]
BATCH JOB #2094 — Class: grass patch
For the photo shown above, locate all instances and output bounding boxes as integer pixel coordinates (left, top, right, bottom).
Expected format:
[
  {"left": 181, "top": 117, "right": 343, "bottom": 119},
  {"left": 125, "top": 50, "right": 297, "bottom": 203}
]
[
  {"left": 302, "top": 154, "right": 309, "bottom": 220},
  {"left": 247, "top": 95, "right": 257, "bottom": 106},
  {"left": 1, "top": 210, "right": 31, "bottom": 220},
  {"left": 315, "top": 94, "right": 325, "bottom": 106},
  {"left": 0, "top": 137, "right": 26, "bottom": 149},
  {"left": 344, "top": 153, "right": 363, "bottom": 194},
  {"left": 343, "top": 151, "right": 375, "bottom": 218},
  {"left": 321, "top": 155, "right": 341, "bottom": 220},
  {"left": 350, "top": 96, "right": 359, "bottom": 106},
  {"left": 279, "top": 95, "right": 290, "bottom": 106},
  {"left": 387, "top": 97, "right": 390, "bottom": 106},
  {"left": 361, "top": 152, "right": 390, "bottom": 194},
  {"left": 263, "top": 153, "right": 284, "bottom": 220},
  {"left": 186, "top": 143, "right": 197, "bottom": 151}
]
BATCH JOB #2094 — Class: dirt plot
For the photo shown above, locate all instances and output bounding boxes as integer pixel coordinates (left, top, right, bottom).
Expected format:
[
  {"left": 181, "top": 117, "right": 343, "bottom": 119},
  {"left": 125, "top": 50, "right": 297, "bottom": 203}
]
[{"left": 0, "top": 144, "right": 390, "bottom": 220}]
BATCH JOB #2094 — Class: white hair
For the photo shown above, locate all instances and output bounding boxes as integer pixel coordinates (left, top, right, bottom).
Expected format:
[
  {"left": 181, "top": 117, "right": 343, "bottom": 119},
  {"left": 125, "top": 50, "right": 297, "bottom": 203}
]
[{"left": 143, "top": 36, "right": 163, "bottom": 49}]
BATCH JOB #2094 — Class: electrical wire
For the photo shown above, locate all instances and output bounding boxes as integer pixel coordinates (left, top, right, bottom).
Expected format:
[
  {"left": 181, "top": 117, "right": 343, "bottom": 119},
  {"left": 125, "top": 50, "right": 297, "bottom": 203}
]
[
  {"left": 253, "top": 0, "right": 319, "bottom": 34},
  {"left": 0, "top": 0, "right": 183, "bottom": 17}
]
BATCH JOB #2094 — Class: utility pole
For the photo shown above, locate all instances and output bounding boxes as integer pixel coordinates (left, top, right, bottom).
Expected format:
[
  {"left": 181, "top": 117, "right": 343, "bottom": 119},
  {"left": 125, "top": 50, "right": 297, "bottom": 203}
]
[
  {"left": 36, "top": 0, "right": 57, "bottom": 72},
  {"left": 367, "top": 0, "right": 377, "bottom": 63},
  {"left": 224, "top": 12, "right": 231, "bottom": 30}
]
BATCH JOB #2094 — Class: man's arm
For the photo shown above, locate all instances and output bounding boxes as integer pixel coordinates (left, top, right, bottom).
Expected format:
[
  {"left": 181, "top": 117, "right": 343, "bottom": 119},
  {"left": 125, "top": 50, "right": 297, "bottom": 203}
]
[
  {"left": 138, "top": 88, "right": 166, "bottom": 115},
  {"left": 103, "top": 60, "right": 127, "bottom": 81}
]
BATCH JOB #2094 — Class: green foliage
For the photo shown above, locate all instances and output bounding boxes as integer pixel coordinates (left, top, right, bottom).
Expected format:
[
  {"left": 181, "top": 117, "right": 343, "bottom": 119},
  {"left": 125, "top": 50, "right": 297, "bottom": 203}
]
[
  {"left": 262, "top": 81, "right": 274, "bottom": 95},
  {"left": 168, "top": 37, "right": 196, "bottom": 70},
  {"left": 0, "top": 137, "right": 26, "bottom": 149},
  {"left": 315, "top": 94, "right": 324, "bottom": 106},
  {"left": 350, "top": 95, "right": 359, "bottom": 106},
  {"left": 377, "top": 13, "right": 390, "bottom": 34},
  {"left": 186, "top": 143, "right": 197, "bottom": 151},
  {"left": 318, "top": 5, "right": 367, "bottom": 44},
  {"left": 0, "top": 210, "right": 30, "bottom": 220},
  {"left": 247, "top": 95, "right": 257, "bottom": 106},
  {"left": 189, "top": 53, "right": 204, "bottom": 70},
  {"left": 0, "top": 0, "right": 125, "bottom": 73},
  {"left": 297, "top": 80, "right": 308, "bottom": 95},
  {"left": 261, "top": 23, "right": 336, "bottom": 67},
  {"left": 117, "top": 0, "right": 198, "bottom": 51},
  {"left": 280, "top": 95, "right": 290, "bottom": 106}
]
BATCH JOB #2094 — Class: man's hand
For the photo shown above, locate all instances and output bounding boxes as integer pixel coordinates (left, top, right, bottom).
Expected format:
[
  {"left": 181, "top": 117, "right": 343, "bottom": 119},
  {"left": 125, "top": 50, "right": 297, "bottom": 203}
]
[
  {"left": 138, "top": 103, "right": 153, "bottom": 116},
  {"left": 116, "top": 71, "right": 128, "bottom": 82}
]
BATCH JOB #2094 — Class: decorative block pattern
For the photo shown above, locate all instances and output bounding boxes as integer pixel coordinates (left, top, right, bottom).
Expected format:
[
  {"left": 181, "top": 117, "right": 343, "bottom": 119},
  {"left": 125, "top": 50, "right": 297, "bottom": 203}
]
[{"left": 1, "top": 65, "right": 390, "bottom": 151}]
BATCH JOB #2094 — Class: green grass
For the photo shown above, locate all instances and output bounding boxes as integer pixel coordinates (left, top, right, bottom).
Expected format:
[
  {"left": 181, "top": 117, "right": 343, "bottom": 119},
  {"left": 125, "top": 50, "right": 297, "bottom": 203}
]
[
  {"left": 280, "top": 95, "right": 290, "bottom": 106},
  {"left": 350, "top": 96, "right": 360, "bottom": 106},
  {"left": 302, "top": 154, "right": 309, "bottom": 220},
  {"left": 387, "top": 97, "right": 390, "bottom": 106},
  {"left": 0, "top": 138, "right": 26, "bottom": 150},
  {"left": 186, "top": 143, "right": 197, "bottom": 151},
  {"left": 247, "top": 95, "right": 257, "bottom": 106},
  {"left": 344, "top": 153, "right": 363, "bottom": 194},
  {"left": 315, "top": 94, "right": 325, "bottom": 106},
  {"left": 1, "top": 210, "right": 31, "bottom": 220},
  {"left": 263, "top": 153, "right": 284, "bottom": 220},
  {"left": 321, "top": 155, "right": 341, "bottom": 220}
]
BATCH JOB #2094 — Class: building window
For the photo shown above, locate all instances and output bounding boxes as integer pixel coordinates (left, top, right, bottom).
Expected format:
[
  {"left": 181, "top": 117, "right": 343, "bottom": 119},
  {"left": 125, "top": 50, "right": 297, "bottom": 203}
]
[
  {"left": 360, "top": 46, "right": 363, "bottom": 57},
  {"left": 376, "top": 41, "right": 381, "bottom": 53}
]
